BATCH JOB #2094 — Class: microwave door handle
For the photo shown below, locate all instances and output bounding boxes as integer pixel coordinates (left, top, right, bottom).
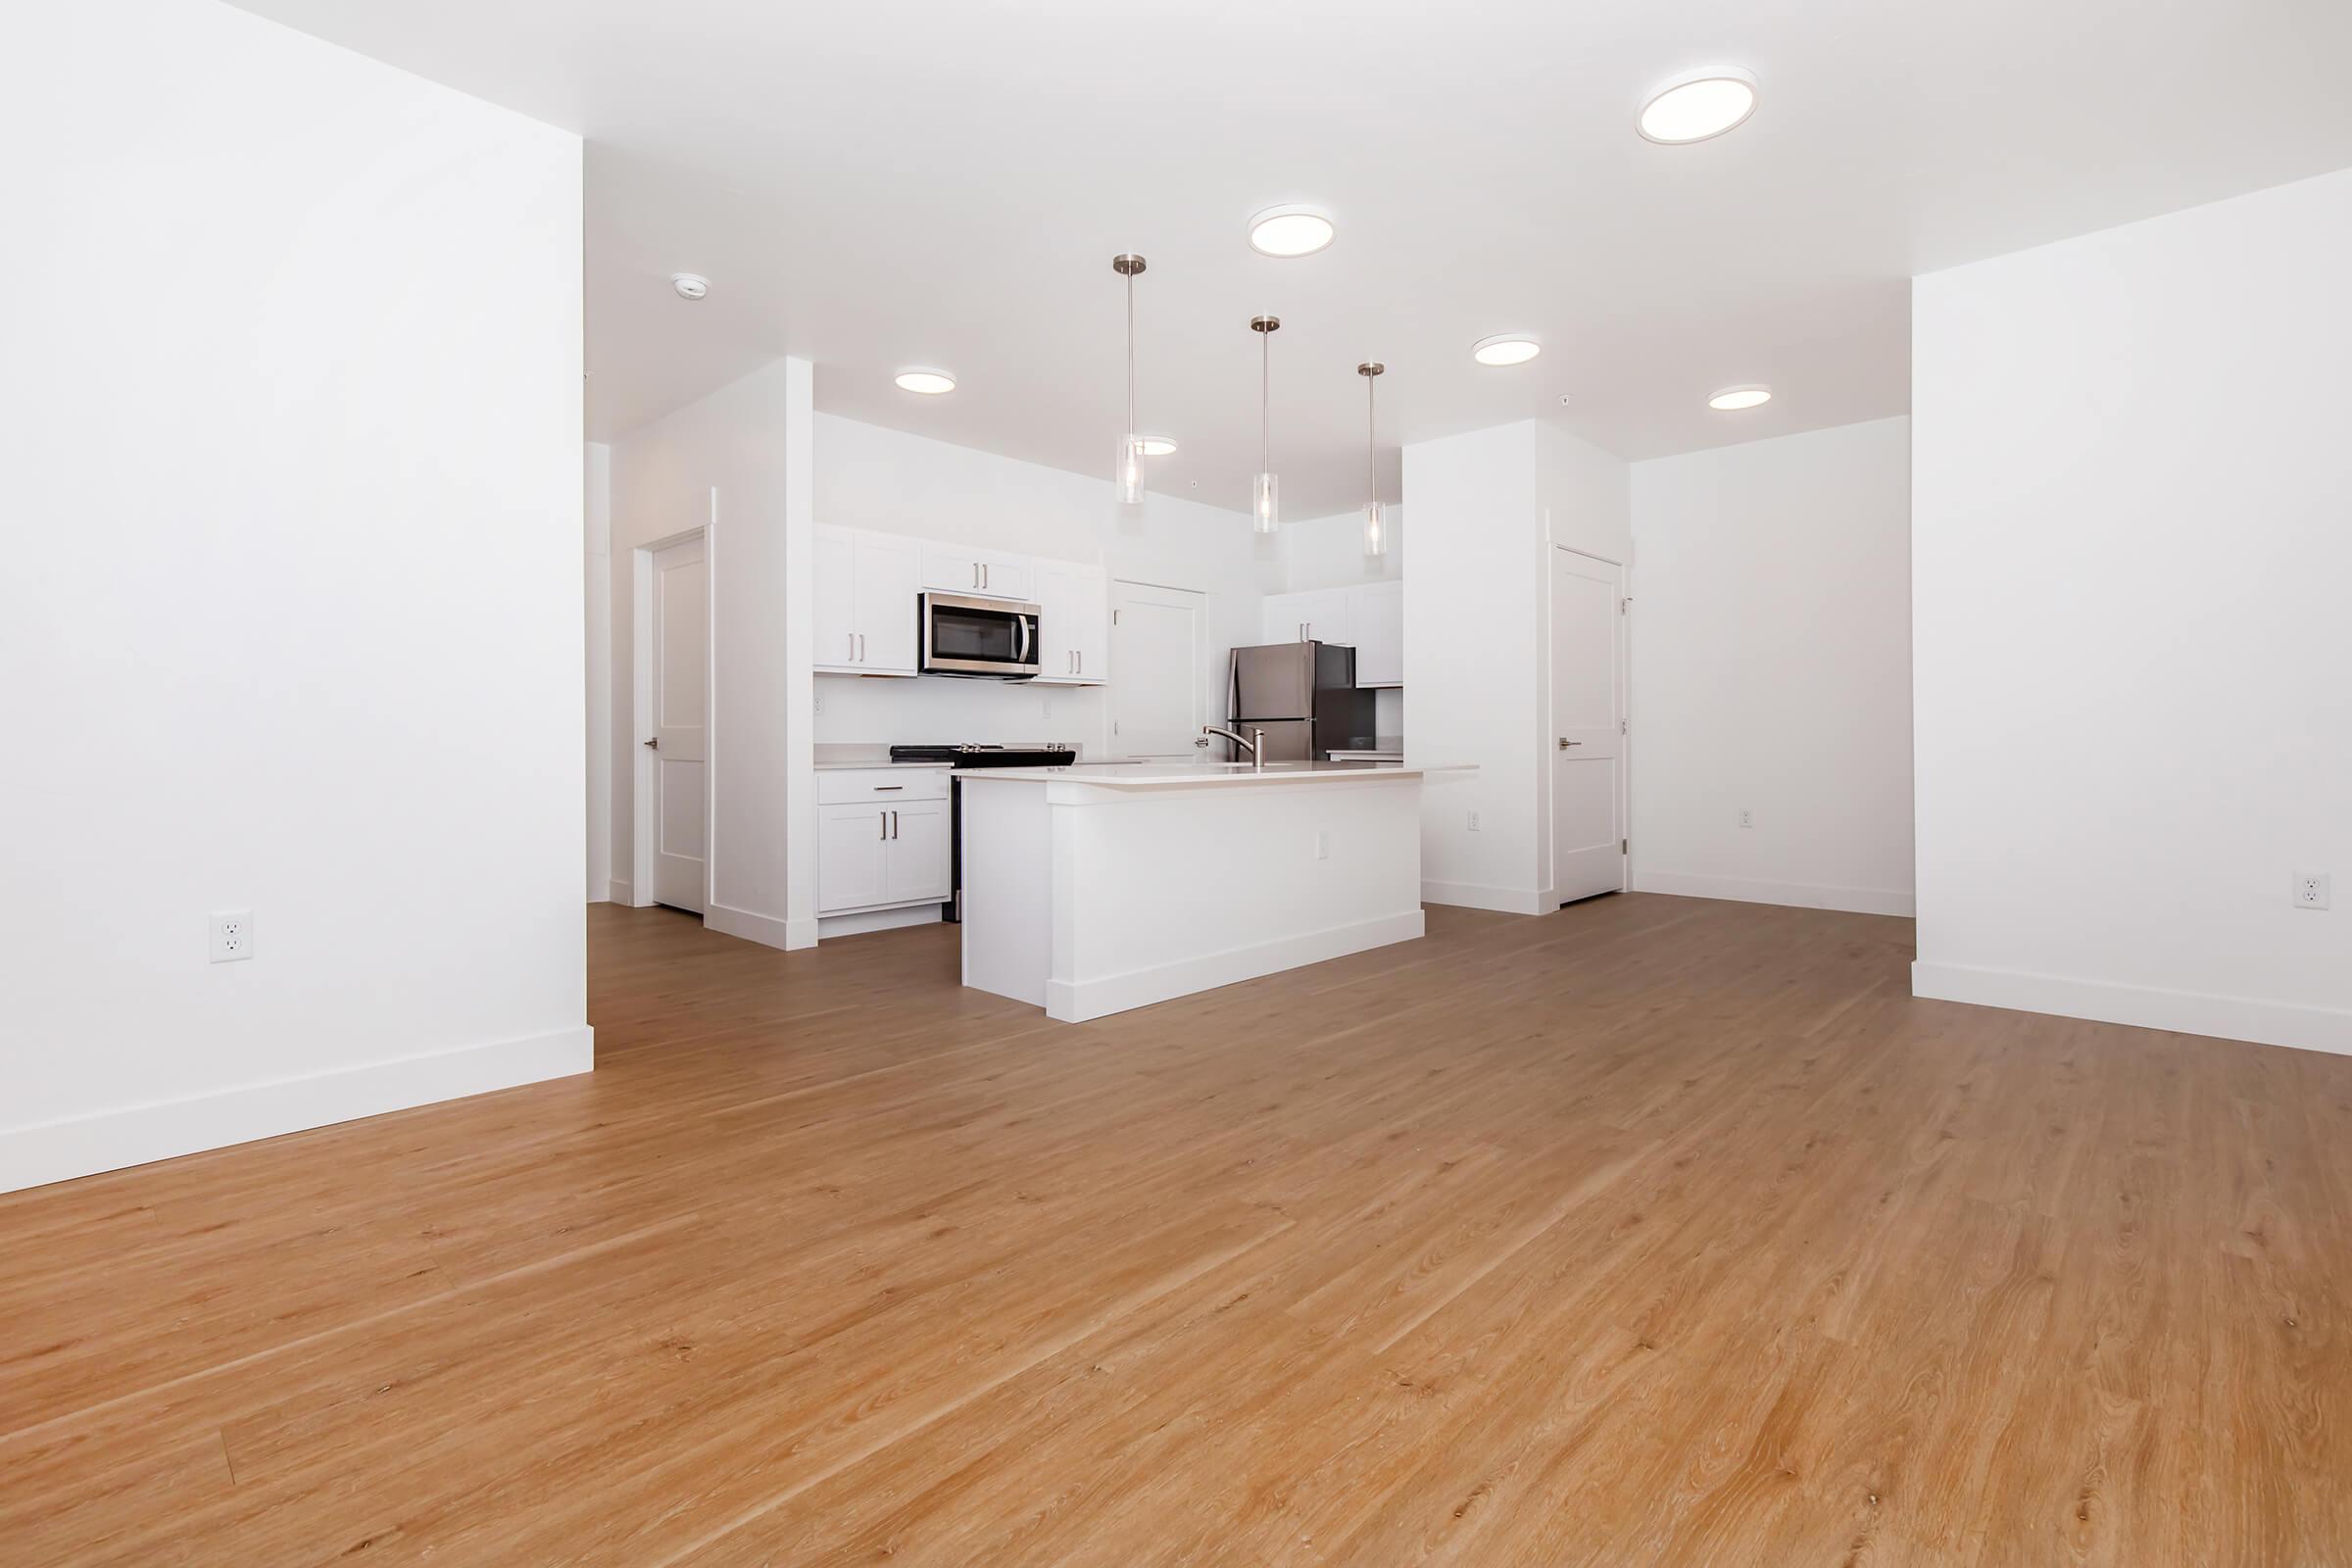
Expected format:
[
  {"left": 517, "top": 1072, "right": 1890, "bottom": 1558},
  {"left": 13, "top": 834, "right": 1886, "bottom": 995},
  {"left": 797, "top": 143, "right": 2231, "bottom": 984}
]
[{"left": 1015, "top": 612, "right": 1031, "bottom": 665}]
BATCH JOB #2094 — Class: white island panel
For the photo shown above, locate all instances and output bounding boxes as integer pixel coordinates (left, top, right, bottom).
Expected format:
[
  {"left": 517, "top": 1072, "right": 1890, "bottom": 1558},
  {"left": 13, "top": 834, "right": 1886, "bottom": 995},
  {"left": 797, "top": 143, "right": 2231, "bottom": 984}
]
[{"left": 959, "top": 768, "right": 1430, "bottom": 1023}]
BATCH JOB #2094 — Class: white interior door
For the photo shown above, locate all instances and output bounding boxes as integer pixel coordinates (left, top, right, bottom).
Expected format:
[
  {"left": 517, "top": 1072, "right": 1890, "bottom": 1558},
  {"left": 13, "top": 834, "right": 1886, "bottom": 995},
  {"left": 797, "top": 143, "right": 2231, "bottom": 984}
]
[
  {"left": 1108, "top": 581, "right": 1206, "bottom": 758},
  {"left": 1550, "top": 547, "right": 1625, "bottom": 905},
  {"left": 649, "top": 535, "right": 708, "bottom": 912}
]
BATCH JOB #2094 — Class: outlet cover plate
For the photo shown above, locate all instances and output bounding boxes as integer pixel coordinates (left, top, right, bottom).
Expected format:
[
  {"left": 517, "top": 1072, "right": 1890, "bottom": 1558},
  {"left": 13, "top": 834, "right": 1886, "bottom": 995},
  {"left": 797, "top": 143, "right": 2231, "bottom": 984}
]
[
  {"left": 2295, "top": 872, "right": 2330, "bottom": 910},
  {"left": 211, "top": 909, "right": 255, "bottom": 962}
]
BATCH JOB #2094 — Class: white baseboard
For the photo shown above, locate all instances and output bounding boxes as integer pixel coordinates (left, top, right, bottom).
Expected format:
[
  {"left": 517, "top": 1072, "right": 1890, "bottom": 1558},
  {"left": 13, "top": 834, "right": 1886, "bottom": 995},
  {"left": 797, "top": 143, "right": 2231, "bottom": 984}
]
[
  {"left": 1633, "top": 869, "right": 1916, "bottom": 918},
  {"left": 1912, "top": 959, "right": 2352, "bottom": 1058},
  {"left": 0, "top": 1024, "right": 595, "bottom": 1195},
  {"left": 607, "top": 879, "right": 635, "bottom": 906},
  {"left": 1047, "top": 907, "right": 1425, "bottom": 1023},
  {"left": 786, "top": 916, "right": 819, "bottom": 952},
  {"left": 705, "top": 902, "right": 798, "bottom": 951},
  {"left": 818, "top": 905, "right": 944, "bottom": 940},
  {"left": 1420, "top": 879, "right": 1549, "bottom": 915}
]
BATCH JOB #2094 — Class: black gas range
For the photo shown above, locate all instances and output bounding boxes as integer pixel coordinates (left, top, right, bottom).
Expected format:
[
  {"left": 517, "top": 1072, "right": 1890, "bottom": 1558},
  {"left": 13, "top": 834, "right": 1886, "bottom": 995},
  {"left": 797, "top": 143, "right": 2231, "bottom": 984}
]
[
  {"left": 888, "top": 745, "right": 1078, "bottom": 919},
  {"left": 889, "top": 743, "right": 1079, "bottom": 768}
]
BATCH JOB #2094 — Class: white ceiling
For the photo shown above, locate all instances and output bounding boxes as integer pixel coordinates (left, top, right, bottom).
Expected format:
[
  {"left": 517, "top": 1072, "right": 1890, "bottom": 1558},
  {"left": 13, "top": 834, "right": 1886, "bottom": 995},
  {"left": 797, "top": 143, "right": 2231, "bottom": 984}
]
[{"left": 233, "top": 0, "right": 2352, "bottom": 516}]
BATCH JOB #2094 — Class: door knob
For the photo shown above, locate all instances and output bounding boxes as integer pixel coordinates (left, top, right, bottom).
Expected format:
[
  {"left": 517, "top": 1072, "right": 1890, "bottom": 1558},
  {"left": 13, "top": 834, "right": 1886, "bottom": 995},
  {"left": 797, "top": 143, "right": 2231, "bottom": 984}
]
[
  {"left": 644, "top": 737, "right": 660, "bottom": 750},
  {"left": 1557, "top": 738, "right": 1581, "bottom": 749}
]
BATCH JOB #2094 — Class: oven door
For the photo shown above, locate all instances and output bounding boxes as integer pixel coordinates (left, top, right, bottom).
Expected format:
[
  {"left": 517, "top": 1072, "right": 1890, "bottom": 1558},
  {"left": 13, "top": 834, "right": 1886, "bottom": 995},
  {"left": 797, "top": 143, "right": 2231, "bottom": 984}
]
[{"left": 920, "top": 592, "right": 1042, "bottom": 678}]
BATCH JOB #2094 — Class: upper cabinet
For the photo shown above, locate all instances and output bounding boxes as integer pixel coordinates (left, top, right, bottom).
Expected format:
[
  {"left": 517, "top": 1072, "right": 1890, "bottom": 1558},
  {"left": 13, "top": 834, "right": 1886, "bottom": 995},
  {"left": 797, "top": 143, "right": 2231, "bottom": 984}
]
[
  {"left": 1033, "top": 561, "right": 1108, "bottom": 685},
  {"left": 1259, "top": 580, "right": 1402, "bottom": 687},
  {"left": 919, "top": 546, "right": 1032, "bottom": 603},
  {"left": 814, "top": 526, "right": 921, "bottom": 674}
]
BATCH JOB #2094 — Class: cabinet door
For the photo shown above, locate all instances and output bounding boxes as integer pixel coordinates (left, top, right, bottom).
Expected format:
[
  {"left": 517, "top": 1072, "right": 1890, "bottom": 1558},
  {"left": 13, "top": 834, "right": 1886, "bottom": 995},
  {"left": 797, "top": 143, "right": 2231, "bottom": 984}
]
[
  {"left": 1065, "top": 566, "right": 1108, "bottom": 683},
  {"left": 880, "top": 798, "right": 952, "bottom": 904},
  {"left": 1261, "top": 591, "right": 1305, "bottom": 645},
  {"left": 919, "top": 546, "right": 984, "bottom": 594},
  {"left": 816, "top": 803, "right": 888, "bottom": 912},
  {"left": 855, "top": 534, "right": 922, "bottom": 673},
  {"left": 1297, "top": 587, "right": 1353, "bottom": 648},
  {"left": 1348, "top": 580, "right": 1403, "bottom": 686},
  {"left": 1030, "top": 562, "right": 1076, "bottom": 683},
  {"left": 976, "top": 556, "right": 1032, "bottom": 602},
  {"left": 814, "top": 528, "right": 858, "bottom": 670}
]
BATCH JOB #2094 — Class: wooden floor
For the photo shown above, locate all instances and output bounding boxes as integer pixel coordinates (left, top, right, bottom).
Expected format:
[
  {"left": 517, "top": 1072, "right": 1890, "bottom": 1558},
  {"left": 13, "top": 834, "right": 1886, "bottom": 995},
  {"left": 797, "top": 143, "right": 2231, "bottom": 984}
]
[{"left": 5, "top": 897, "right": 2348, "bottom": 1565}]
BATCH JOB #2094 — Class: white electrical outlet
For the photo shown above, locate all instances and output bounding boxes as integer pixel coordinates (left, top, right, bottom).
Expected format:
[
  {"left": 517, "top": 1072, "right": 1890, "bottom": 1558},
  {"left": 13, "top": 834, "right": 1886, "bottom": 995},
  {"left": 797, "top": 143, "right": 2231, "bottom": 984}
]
[
  {"left": 2294, "top": 872, "right": 2330, "bottom": 910},
  {"left": 1314, "top": 829, "right": 1330, "bottom": 860},
  {"left": 1740, "top": 808, "right": 1755, "bottom": 829},
  {"left": 812, "top": 690, "right": 824, "bottom": 715},
  {"left": 1467, "top": 808, "right": 1481, "bottom": 832},
  {"left": 210, "top": 909, "right": 255, "bottom": 963}
]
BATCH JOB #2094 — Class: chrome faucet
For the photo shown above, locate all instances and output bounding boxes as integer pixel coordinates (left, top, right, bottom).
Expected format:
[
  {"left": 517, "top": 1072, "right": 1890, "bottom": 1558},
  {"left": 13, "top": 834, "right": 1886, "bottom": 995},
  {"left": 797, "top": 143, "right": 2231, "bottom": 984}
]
[{"left": 1200, "top": 724, "right": 1265, "bottom": 771}]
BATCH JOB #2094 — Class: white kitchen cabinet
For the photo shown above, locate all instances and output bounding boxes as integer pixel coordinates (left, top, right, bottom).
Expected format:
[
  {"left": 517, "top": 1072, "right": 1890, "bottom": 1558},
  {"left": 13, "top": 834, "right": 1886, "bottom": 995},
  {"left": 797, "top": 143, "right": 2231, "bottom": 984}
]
[
  {"left": 1346, "top": 581, "right": 1404, "bottom": 686},
  {"left": 1032, "top": 561, "right": 1108, "bottom": 684},
  {"left": 1260, "top": 587, "right": 1354, "bottom": 649},
  {"left": 815, "top": 771, "right": 951, "bottom": 914},
  {"left": 919, "top": 545, "right": 1032, "bottom": 602},
  {"left": 815, "top": 526, "right": 921, "bottom": 674},
  {"left": 1260, "top": 581, "right": 1401, "bottom": 686}
]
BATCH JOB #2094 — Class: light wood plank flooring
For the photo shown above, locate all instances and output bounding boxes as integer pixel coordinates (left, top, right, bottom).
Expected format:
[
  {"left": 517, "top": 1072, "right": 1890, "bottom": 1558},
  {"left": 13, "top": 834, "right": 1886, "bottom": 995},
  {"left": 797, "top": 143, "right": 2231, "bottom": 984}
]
[{"left": 4, "top": 895, "right": 2348, "bottom": 1565}]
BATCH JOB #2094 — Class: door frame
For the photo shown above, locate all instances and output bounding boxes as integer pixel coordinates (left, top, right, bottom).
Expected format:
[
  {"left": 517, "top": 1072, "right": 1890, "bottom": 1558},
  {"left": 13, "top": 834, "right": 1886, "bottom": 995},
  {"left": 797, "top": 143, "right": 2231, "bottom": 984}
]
[
  {"left": 1545, "top": 543, "right": 1629, "bottom": 906},
  {"left": 629, "top": 512, "right": 715, "bottom": 917}
]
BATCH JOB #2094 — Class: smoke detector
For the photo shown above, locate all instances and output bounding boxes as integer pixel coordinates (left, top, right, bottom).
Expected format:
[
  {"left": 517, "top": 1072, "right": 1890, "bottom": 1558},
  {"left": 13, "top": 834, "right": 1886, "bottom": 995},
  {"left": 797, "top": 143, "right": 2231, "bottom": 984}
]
[{"left": 670, "top": 273, "right": 710, "bottom": 301}]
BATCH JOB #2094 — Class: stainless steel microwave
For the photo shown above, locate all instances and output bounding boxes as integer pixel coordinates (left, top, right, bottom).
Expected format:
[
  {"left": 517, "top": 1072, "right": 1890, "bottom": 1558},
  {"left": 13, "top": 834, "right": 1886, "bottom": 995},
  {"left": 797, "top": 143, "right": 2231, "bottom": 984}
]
[{"left": 919, "top": 591, "right": 1042, "bottom": 678}]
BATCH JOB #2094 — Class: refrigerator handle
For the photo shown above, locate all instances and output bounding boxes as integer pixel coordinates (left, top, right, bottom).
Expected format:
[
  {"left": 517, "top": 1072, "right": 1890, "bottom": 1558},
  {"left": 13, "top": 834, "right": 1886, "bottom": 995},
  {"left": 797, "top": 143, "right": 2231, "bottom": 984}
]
[{"left": 1226, "top": 647, "right": 1241, "bottom": 729}]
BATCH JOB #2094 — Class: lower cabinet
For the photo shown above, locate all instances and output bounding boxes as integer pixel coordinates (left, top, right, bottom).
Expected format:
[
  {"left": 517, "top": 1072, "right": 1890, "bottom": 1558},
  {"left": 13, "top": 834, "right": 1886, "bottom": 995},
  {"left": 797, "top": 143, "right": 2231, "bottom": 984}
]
[{"left": 816, "top": 793, "right": 951, "bottom": 914}]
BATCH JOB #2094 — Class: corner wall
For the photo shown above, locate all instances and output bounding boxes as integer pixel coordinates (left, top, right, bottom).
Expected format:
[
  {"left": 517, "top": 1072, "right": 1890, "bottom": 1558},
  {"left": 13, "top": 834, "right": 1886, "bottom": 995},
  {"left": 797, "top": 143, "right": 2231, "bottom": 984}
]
[
  {"left": 1913, "top": 169, "right": 2351, "bottom": 1054},
  {"left": 1629, "top": 417, "right": 1915, "bottom": 916},
  {"left": 608, "top": 359, "right": 815, "bottom": 950},
  {"left": 0, "top": 0, "right": 589, "bottom": 1192}
]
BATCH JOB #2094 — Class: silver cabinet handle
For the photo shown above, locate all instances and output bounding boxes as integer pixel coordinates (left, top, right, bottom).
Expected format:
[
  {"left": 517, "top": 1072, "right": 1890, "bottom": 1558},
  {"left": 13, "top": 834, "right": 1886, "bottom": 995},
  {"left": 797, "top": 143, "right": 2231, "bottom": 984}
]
[
  {"left": 890, "top": 809, "right": 900, "bottom": 840},
  {"left": 874, "top": 784, "right": 904, "bottom": 791},
  {"left": 981, "top": 564, "right": 989, "bottom": 590},
  {"left": 847, "top": 632, "right": 855, "bottom": 662},
  {"left": 878, "top": 810, "right": 887, "bottom": 840},
  {"left": 858, "top": 632, "right": 865, "bottom": 662}
]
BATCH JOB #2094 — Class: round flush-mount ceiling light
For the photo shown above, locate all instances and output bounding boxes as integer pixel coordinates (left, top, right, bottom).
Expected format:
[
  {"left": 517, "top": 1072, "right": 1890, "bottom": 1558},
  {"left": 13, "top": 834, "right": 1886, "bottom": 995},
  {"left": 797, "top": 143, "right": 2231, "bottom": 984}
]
[
  {"left": 1136, "top": 435, "right": 1178, "bottom": 456},
  {"left": 1472, "top": 333, "right": 1543, "bottom": 367},
  {"left": 894, "top": 369, "right": 956, "bottom": 395},
  {"left": 1247, "top": 205, "right": 1336, "bottom": 258},
  {"left": 670, "top": 272, "right": 710, "bottom": 300},
  {"left": 1638, "top": 68, "right": 1759, "bottom": 144},
  {"left": 1708, "top": 383, "right": 1773, "bottom": 411}
]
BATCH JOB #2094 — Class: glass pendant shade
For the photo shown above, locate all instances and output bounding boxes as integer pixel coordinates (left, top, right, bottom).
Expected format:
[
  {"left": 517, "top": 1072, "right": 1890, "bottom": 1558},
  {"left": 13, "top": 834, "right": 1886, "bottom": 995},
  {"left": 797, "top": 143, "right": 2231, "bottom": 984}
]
[
  {"left": 1252, "top": 471, "right": 1279, "bottom": 534},
  {"left": 1362, "top": 499, "right": 1387, "bottom": 558},
  {"left": 1115, "top": 436, "right": 1146, "bottom": 506}
]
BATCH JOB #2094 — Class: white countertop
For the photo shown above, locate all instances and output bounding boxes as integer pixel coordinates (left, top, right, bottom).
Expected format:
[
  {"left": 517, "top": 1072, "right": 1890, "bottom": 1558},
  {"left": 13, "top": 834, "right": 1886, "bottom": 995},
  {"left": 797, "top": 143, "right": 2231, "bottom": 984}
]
[
  {"left": 812, "top": 759, "right": 954, "bottom": 771},
  {"left": 955, "top": 760, "right": 1463, "bottom": 789}
]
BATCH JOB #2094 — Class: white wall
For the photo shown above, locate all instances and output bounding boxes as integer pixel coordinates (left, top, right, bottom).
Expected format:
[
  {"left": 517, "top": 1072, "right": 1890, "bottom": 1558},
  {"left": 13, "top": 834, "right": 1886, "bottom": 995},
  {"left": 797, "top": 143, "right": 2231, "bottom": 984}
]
[
  {"left": 1402, "top": 419, "right": 1630, "bottom": 912},
  {"left": 585, "top": 442, "right": 614, "bottom": 901},
  {"left": 811, "top": 413, "right": 1279, "bottom": 756},
  {"left": 608, "top": 358, "right": 814, "bottom": 950},
  {"left": 1276, "top": 507, "right": 1404, "bottom": 593},
  {"left": 1913, "top": 168, "right": 2352, "bottom": 1054},
  {"left": 0, "top": 0, "right": 589, "bottom": 1192},
  {"left": 1629, "top": 417, "right": 1915, "bottom": 916}
]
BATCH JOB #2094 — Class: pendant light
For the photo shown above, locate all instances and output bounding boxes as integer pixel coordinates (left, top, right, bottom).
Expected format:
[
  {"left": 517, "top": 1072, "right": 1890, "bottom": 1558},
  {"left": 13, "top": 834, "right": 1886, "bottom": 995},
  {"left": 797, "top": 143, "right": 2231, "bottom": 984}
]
[
  {"left": 1250, "top": 315, "right": 1281, "bottom": 534},
  {"left": 1357, "top": 361, "right": 1387, "bottom": 558},
  {"left": 1112, "top": 254, "right": 1147, "bottom": 505}
]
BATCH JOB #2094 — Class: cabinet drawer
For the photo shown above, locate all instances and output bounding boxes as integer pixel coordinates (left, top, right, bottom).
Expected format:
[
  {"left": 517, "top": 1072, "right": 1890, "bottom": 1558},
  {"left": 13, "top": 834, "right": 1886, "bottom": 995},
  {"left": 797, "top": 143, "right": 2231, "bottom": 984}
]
[{"left": 815, "top": 767, "right": 951, "bottom": 804}]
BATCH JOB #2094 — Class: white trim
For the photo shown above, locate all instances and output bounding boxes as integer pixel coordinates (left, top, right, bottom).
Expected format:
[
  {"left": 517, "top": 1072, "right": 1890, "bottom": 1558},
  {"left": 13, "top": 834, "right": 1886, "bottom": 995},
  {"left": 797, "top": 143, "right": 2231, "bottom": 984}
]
[
  {"left": 1634, "top": 869, "right": 1916, "bottom": 918},
  {"left": 818, "top": 905, "right": 945, "bottom": 940},
  {"left": 1911, "top": 960, "right": 2352, "bottom": 1058},
  {"left": 606, "top": 879, "right": 633, "bottom": 906},
  {"left": 1047, "top": 908, "right": 1424, "bottom": 1023},
  {"left": 0, "top": 1025, "right": 594, "bottom": 1195},
  {"left": 704, "top": 902, "right": 796, "bottom": 950},
  {"left": 1421, "top": 878, "right": 1548, "bottom": 915}
]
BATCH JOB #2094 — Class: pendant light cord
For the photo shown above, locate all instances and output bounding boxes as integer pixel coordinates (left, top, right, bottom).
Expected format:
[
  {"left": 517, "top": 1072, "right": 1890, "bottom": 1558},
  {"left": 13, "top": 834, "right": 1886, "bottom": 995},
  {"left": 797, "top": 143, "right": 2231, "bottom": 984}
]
[
  {"left": 1124, "top": 272, "right": 1137, "bottom": 440},
  {"left": 1260, "top": 328, "right": 1270, "bottom": 472},
  {"left": 1366, "top": 372, "right": 1377, "bottom": 499}
]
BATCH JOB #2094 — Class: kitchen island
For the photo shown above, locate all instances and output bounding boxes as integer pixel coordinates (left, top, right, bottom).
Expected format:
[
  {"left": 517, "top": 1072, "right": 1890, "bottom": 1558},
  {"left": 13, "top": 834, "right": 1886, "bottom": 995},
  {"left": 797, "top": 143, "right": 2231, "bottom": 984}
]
[{"left": 956, "top": 760, "right": 1457, "bottom": 1022}]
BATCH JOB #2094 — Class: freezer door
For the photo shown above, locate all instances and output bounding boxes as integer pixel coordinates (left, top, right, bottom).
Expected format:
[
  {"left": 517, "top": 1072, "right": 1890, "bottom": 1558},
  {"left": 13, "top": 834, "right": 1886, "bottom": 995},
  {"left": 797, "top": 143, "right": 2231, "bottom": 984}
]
[{"left": 1229, "top": 642, "right": 1314, "bottom": 723}]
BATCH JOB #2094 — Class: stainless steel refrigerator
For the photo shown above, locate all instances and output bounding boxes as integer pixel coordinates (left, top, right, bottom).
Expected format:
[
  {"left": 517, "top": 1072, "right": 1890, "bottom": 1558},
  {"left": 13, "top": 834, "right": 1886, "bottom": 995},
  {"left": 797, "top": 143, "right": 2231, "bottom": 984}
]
[{"left": 1226, "top": 641, "right": 1377, "bottom": 762}]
